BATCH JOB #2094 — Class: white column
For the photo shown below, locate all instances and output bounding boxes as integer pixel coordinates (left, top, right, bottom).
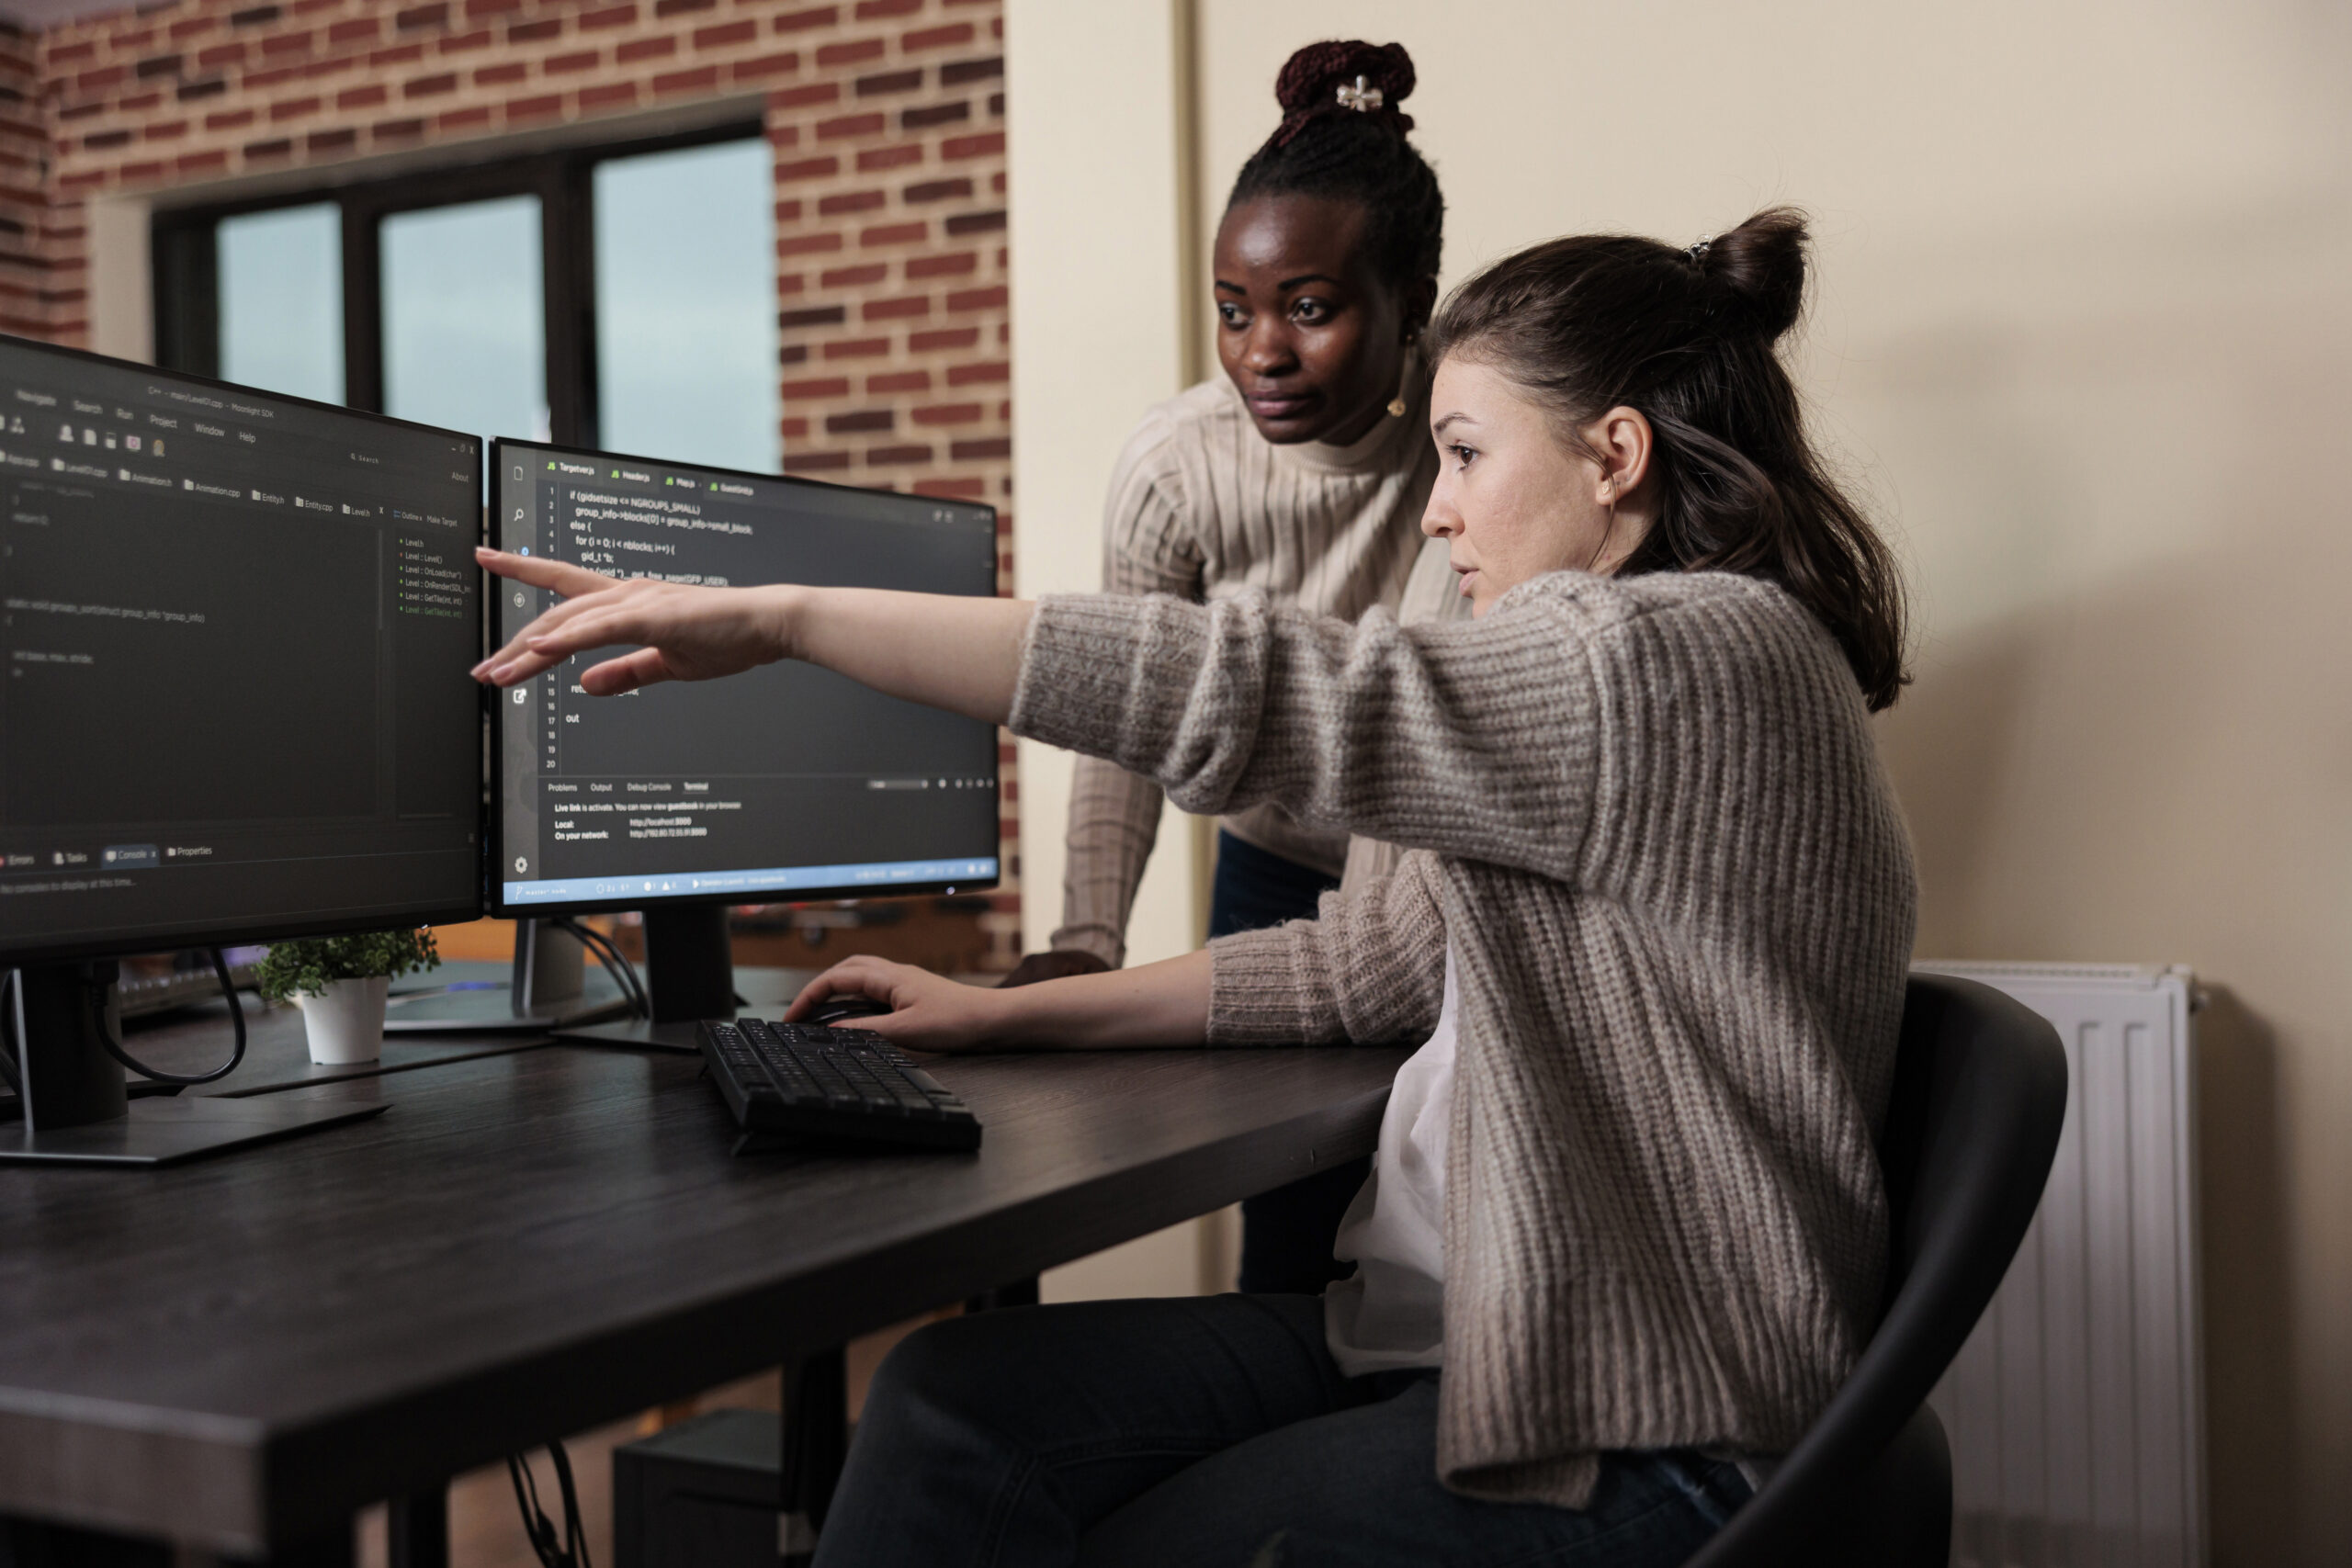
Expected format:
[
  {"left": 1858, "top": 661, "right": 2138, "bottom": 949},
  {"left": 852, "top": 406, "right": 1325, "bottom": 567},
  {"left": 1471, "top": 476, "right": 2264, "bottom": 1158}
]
[
  {"left": 1005, "top": 0, "right": 1204, "bottom": 971},
  {"left": 1009, "top": 0, "right": 1236, "bottom": 1298}
]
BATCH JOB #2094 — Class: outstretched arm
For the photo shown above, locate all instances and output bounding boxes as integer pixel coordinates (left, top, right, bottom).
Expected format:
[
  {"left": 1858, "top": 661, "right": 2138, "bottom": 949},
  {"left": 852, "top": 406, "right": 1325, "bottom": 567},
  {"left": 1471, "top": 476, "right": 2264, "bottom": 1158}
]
[
  {"left": 473, "top": 547, "right": 1034, "bottom": 723},
  {"left": 1042, "top": 513, "right": 1207, "bottom": 972},
  {"left": 1007, "top": 591, "right": 1599, "bottom": 880},
  {"left": 475, "top": 548, "right": 1600, "bottom": 880}
]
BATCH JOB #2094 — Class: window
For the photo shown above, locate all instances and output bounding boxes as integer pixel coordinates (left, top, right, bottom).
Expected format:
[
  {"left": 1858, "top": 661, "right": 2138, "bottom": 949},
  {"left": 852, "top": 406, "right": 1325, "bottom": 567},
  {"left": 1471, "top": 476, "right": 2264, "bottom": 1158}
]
[
  {"left": 592, "top": 138, "right": 777, "bottom": 473},
  {"left": 381, "top": 194, "right": 548, "bottom": 446},
  {"left": 216, "top": 202, "right": 342, "bottom": 406},
  {"left": 152, "top": 125, "right": 781, "bottom": 471}
]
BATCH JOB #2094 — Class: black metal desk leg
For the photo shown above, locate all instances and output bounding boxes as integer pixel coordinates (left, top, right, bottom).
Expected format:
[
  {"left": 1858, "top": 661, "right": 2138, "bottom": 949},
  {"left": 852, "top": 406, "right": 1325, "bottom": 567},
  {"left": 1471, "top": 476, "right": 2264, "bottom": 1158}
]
[
  {"left": 0, "top": 1517, "right": 171, "bottom": 1565},
  {"left": 385, "top": 1489, "right": 447, "bottom": 1568},
  {"left": 778, "top": 1347, "right": 847, "bottom": 1563},
  {"left": 245, "top": 1526, "right": 355, "bottom": 1566},
  {"left": 965, "top": 1273, "right": 1041, "bottom": 1313}
]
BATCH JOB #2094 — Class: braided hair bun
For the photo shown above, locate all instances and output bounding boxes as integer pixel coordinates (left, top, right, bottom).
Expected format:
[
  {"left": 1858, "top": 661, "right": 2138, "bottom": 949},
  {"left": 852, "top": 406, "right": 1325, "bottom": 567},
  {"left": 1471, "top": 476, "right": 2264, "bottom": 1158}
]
[
  {"left": 1268, "top": 39, "right": 1417, "bottom": 147},
  {"left": 1227, "top": 40, "right": 1444, "bottom": 300}
]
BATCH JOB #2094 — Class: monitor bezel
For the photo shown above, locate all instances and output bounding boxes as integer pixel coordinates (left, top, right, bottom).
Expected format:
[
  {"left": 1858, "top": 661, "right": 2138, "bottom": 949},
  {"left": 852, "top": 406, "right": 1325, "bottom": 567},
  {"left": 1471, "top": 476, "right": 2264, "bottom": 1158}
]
[
  {"left": 484, "top": 436, "right": 1002, "bottom": 921},
  {"left": 0, "top": 334, "right": 488, "bottom": 966}
]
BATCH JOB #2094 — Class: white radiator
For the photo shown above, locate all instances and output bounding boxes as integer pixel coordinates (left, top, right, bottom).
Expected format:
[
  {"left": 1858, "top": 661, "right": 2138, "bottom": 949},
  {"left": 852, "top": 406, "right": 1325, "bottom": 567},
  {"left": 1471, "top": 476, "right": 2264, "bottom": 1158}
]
[{"left": 1910, "top": 962, "right": 2206, "bottom": 1568}]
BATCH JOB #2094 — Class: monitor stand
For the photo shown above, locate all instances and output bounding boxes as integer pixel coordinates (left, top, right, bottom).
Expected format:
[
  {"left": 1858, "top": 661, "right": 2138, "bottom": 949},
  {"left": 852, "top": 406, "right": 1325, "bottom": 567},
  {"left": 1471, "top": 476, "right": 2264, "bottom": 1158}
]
[
  {"left": 547, "top": 905, "right": 737, "bottom": 1055},
  {"left": 0, "top": 961, "right": 386, "bottom": 1168},
  {"left": 382, "top": 919, "right": 631, "bottom": 1033}
]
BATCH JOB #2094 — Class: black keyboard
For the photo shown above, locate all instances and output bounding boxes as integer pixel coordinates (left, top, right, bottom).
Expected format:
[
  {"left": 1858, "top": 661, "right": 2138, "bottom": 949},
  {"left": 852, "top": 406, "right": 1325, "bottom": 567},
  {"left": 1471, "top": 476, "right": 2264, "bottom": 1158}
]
[{"left": 697, "top": 1017, "right": 981, "bottom": 1152}]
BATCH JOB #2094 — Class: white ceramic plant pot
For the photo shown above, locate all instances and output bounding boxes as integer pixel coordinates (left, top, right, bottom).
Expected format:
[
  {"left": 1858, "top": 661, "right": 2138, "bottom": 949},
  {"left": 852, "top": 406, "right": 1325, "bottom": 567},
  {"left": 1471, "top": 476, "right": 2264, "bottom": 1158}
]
[{"left": 296, "top": 976, "right": 390, "bottom": 1066}]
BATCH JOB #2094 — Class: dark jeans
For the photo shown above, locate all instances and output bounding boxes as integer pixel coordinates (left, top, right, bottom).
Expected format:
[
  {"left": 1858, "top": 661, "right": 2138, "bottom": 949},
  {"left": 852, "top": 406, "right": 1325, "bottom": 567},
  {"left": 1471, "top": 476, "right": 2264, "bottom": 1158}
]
[
  {"left": 811, "top": 1294, "right": 1750, "bottom": 1568},
  {"left": 1208, "top": 831, "right": 1369, "bottom": 1296}
]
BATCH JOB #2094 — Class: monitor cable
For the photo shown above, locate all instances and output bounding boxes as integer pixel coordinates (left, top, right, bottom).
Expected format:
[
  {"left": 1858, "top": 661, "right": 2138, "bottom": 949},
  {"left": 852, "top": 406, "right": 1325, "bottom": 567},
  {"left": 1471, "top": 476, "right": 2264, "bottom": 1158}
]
[
  {"left": 552, "top": 918, "right": 649, "bottom": 1020},
  {"left": 88, "top": 948, "right": 248, "bottom": 1088},
  {"left": 507, "top": 1442, "right": 592, "bottom": 1568}
]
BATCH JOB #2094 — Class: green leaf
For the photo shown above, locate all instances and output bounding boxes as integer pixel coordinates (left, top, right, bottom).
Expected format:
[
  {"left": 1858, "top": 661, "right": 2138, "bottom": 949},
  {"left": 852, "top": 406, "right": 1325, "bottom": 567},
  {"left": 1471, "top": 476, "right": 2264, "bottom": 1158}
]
[{"left": 254, "top": 928, "right": 441, "bottom": 1002}]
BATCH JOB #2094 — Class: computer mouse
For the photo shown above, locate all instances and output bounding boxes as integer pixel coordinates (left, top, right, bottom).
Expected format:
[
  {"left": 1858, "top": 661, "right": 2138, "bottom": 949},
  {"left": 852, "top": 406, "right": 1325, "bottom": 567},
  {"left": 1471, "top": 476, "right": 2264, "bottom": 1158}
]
[{"left": 810, "top": 993, "right": 894, "bottom": 1026}]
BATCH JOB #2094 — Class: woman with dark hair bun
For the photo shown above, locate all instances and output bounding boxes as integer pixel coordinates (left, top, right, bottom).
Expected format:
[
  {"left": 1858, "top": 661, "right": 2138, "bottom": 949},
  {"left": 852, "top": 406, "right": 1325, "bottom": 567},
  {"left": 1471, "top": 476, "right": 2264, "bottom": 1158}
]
[
  {"left": 476, "top": 206, "right": 1915, "bottom": 1565},
  {"left": 1001, "top": 39, "right": 1461, "bottom": 1299},
  {"left": 1423, "top": 207, "right": 1907, "bottom": 707}
]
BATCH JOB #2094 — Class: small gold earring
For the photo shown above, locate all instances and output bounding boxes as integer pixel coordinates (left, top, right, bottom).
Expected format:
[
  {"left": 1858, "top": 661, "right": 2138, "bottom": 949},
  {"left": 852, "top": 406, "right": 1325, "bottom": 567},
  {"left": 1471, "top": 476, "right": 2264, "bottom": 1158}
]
[{"left": 1385, "top": 393, "right": 1408, "bottom": 418}]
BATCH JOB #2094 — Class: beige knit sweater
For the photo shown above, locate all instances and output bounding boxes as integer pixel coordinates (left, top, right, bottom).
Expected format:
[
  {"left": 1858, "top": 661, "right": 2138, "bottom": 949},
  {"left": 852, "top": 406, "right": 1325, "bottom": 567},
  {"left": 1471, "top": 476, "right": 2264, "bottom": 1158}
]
[
  {"left": 1007, "top": 570, "right": 1917, "bottom": 1507},
  {"left": 1050, "top": 365, "right": 1465, "bottom": 966}
]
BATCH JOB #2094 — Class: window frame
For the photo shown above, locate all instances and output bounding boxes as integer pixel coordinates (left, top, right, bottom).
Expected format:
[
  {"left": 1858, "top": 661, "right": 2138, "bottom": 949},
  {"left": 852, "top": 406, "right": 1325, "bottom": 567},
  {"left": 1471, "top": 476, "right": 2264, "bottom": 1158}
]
[{"left": 150, "top": 118, "right": 766, "bottom": 451}]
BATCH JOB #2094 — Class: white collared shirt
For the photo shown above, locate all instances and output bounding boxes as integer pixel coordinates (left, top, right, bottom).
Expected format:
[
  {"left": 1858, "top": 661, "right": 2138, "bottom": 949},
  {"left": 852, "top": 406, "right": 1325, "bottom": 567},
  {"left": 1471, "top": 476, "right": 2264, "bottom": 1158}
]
[{"left": 1325, "top": 953, "right": 1458, "bottom": 1377}]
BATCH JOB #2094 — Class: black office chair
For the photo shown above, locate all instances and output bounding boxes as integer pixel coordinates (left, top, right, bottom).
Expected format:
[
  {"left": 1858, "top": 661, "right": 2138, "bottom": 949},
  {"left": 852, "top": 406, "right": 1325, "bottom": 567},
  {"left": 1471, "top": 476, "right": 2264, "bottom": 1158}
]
[{"left": 1683, "top": 972, "right": 2069, "bottom": 1567}]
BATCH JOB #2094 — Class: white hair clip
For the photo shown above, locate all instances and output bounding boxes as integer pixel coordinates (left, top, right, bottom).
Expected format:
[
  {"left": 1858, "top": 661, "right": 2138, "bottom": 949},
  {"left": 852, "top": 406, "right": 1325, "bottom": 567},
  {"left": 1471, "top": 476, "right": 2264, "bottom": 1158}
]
[{"left": 1336, "top": 75, "right": 1384, "bottom": 112}]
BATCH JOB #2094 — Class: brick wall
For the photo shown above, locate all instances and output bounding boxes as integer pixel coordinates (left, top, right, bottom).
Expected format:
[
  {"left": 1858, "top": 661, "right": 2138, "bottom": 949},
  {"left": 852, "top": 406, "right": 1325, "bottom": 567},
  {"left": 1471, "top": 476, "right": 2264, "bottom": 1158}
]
[
  {"left": 15, "top": 0, "right": 1024, "bottom": 964},
  {"left": 0, "top": 25, "right": 40, "bottom": 338}
]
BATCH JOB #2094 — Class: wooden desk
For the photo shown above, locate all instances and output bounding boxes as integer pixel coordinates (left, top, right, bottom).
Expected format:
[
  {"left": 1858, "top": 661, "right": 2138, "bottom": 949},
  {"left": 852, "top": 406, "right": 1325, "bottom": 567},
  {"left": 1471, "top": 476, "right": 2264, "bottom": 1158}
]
[{"left": 0, "top": 1036, "right": 1405, "bottom": 1556}]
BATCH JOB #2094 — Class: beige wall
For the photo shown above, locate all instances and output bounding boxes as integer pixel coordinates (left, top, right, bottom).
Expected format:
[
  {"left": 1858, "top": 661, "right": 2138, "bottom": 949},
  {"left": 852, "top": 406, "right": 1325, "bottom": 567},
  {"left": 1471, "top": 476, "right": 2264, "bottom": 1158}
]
[
  {"left": 1196, "top": 3, "right": 2346, "bottom": 1561},
  {"left": 1012, "top": 0, "right": 2351, "bottom": 1559},
  {"left": 1006, "top": 3, "right": 2352, "bottom": 1561}
]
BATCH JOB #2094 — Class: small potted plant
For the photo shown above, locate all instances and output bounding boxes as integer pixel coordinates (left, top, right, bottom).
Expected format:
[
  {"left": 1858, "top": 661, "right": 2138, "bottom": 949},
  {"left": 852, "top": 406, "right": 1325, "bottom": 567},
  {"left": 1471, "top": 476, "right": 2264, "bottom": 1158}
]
[{"left": 256, "top": 929, "right": 440, "bottom": 1066}]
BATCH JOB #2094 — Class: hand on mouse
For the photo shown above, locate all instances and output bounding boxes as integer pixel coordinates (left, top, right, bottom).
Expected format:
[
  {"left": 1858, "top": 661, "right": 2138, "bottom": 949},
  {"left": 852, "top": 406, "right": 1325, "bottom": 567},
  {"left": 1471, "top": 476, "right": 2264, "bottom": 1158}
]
[
  {"left": 785, "top": 956, "right": 1005, "bottom": 1053},
  {"left": 809, "top": 993, "right": 891, "bottom": 1024}
]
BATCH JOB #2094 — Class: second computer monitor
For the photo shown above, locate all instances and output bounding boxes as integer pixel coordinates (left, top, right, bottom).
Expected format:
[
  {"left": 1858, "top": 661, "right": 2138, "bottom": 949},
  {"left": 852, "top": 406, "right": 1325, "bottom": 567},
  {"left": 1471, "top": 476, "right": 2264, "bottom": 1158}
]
[
  {"left": 1, "top": 339, "right": 482, "bottom": 965},
  {"left": 490, "top": 441, "right": 1001, "bottom": 919}
]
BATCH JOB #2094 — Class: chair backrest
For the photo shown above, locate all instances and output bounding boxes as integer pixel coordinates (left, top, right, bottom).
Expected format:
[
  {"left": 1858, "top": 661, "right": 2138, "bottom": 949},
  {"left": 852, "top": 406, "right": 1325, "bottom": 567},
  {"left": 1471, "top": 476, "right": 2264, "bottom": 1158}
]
[{"left": 1684, "top": 972, "right": 2069, "bottom": 1567}]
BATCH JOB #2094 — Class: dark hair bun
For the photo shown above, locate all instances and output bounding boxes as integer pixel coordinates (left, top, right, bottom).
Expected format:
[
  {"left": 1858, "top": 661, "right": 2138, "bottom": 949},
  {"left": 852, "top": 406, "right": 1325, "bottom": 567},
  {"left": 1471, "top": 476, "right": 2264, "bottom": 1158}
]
[
  {"left": 1227, "top": 40, "right": 1444, "bottom": 293},
  {"left": 1703, "top": 207, "right": 1809, "bottom": 341},
  {"left": 1272, "top": 40, "right": 1417, "bottom": 140}
]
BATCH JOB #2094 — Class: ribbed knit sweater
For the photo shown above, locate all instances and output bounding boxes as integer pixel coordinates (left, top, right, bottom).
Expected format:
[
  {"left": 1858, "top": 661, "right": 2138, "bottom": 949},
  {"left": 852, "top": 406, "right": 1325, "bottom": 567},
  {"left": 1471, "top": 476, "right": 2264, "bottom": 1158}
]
[
  {"left": 1007, "top": 570, "right": 1917, "bottom": 1508},
  {"left": 1050, "top": 365, "right": 1465, "bottom": 966}
]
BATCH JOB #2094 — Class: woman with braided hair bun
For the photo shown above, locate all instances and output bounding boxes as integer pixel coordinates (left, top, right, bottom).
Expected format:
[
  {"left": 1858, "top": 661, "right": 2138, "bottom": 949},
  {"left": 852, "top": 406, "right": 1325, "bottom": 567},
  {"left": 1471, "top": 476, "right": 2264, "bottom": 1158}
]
[{"left": 1000, "top": 39, "right": 1460, "bottom": 1298}]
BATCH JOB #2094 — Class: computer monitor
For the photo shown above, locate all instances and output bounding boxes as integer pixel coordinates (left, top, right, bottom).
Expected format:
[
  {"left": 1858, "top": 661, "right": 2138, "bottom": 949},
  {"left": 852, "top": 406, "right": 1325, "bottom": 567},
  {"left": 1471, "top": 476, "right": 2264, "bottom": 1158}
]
[
  {"left": 0, "top": 338, "right": 482, "bottom": 1163},
  {"left": 487, "top": 439, "right": 1000, "bottom": 1044}
]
